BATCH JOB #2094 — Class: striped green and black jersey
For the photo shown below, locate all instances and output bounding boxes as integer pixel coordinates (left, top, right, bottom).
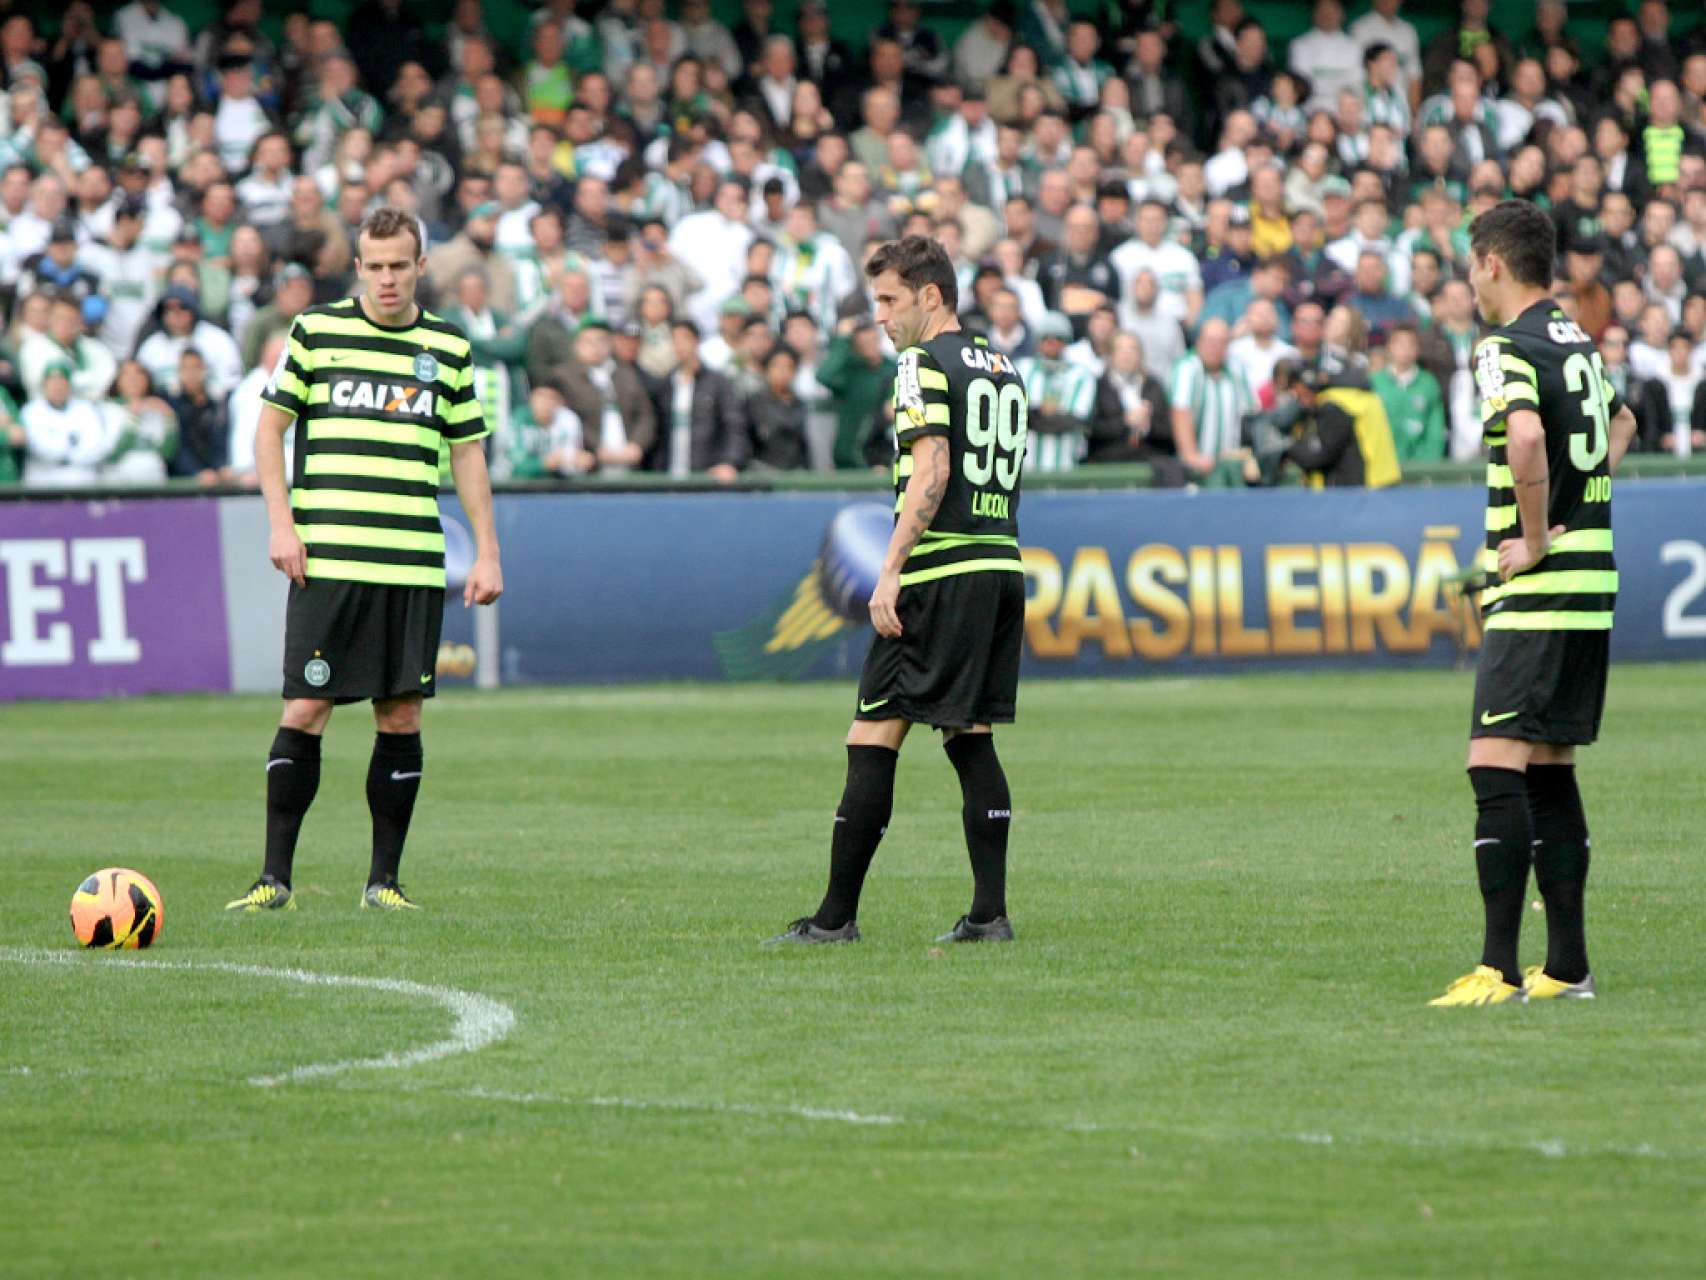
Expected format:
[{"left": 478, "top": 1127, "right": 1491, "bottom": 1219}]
[
  {"left": 1473, "top": 298, "right": 1622, "bottom": 632},
  {"left": 261, "top": 298, "right": 487, "bottom": 589},
  {"left": 891, "top": 331, "right": 1028, "bottom": 587}
]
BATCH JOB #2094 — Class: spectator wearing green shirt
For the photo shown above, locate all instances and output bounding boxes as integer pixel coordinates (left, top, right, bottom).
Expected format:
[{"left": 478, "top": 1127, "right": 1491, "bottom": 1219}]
[
  {"left": 1371, "top": 324, "right": 1446, "bottom": 462},
  {"left": 0, "top": 386, "right": 21, "bottom": 485},
  {"left": 524, "top": 22, "right": 576, "bottom": 129},
  {"left": 815, "top": 317, "right": 895, "bottom": 470}
]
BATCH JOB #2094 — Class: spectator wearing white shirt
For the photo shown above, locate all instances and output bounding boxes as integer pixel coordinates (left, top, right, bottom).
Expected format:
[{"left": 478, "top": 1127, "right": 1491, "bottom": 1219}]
[
  {"left": 670, "top": 177, "right": 757, "bottom": 334},
  {"left": 233, "top": 133, "right": 294, "bottom": 241},
  {"left": 228, "top": 333, "right": 292, "bottom": 486},
  {"left": 113, "top": 0, "right": 192, "bottom": 77},
  {"left": 211, "top": 47, "right": 271, "bottom": 175},
  {"left": 1110, "top": 199, "right": 1202, "bottom": 331},
  {"left": 991, "top": 238, "right": 1049, "bottom": 335},
  {"left": 1495, "top": 58, "right": 1568, "bottom": 153},
  {"left": 21, "top": 363, "right": 114, "bottom": 489},
  {"left": 1326, "top": 197, "right": 1398, "bottom": 279},
  {"left": 134, "top": 286, "right": 244, "bottom": 398},
  {"left": 492, "top": 161, "right": 543, "bottom": 260},
  {"left": 1348, "top": 0, "right": 1421, "bottom": 106},
  {"left": 1656, "top": 332, "right": 1706, "bottom": 457},
  {"left": 1228, "top": 299, "right": 1301, "bottom": 401},
  {"left": 1644, "top": 245, "right": 1689, "bottom": 327},
  {"left": 1063, "top": 306, "right": 1118, "bottom": 379},
  {"left": 770, "top": 202, "right": 856, "bottom": 334},
  {"left": 21, "top": 295, "right": 117, "bottom": 403},
  {"left": 82, "top": 198, "right": 159, "bottom": 358},
  {"left": 0, "top": 173, "right": 68, "bottom": 287},
  {"left": 1288, "top": 0, "right": 1364, "bottom": 116},
  {"left": 1123, "top": 268, "right": 1187, "bottom": 382}
]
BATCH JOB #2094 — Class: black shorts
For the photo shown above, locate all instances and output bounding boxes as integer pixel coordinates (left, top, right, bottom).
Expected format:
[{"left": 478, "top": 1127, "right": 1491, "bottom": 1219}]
[
  {"left": 282, "top": 579, "right": 445, "bottom": 704},
  {"left": 1469, "top": 629, "right": 1609, "bottom": 746},
  {"left": 855, "top": 569, "right": 1024, "bottom": 730}
]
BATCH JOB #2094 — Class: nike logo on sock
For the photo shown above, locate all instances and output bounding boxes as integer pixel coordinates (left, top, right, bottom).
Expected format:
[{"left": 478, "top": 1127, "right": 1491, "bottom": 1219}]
[
  {"left": 266, "top": 759, "right": 292, "bottom": 771},
  {"left": 1473, "top": 837, "right": 1501, "bottom": 848},
  {"left": 390, "top": 770, "right": 422, "bottom": 781}
]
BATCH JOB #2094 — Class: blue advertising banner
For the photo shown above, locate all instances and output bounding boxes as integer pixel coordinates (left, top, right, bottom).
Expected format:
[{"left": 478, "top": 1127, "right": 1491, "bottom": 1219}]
[{"left": 442, "top": 480, "right": 1706, "bottom": 684}]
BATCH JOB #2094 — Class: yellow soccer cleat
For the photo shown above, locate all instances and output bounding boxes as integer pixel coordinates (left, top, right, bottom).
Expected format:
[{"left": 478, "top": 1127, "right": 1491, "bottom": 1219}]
[
  {"left": 361, "top": 881, "right": 420, "bottom": 911},
  {"left": 1522, "top": 966, "right": 1597, "bottom": 1001},
  {"left": 1429, "top": 965, "right": 1522, "bottom": 1006},
  {"left": 225, "top": 876, "right": 296, "bottom": 912}
]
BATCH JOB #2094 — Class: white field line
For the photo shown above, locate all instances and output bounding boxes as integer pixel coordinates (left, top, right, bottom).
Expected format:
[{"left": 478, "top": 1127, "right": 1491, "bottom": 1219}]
[
  {"left": 4, "top": 949, "right": 1700, "bottom": 1152},
  {"left": 460, "top": 1084, "right": 901, "bottom": 1126},
  {"left": 0, "top": 947, "right": 515, "bottom": 1088}
]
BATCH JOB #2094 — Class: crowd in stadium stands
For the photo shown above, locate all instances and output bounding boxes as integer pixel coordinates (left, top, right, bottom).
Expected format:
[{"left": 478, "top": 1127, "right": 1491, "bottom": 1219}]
[{"left": 1, "top": 0, "right": 1705, "bottom": 491}]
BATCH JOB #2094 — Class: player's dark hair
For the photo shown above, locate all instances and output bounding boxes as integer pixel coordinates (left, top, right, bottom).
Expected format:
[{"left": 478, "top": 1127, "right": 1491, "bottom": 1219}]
[
  {"left": 865, "top": 234, "right": 958, "bottom": 311},
  {"left": 1469, "top": 199, "right": 1555, "bottom": 288},
  {"left": 357, "top": 204, "right": 423, "bottom": 257}
]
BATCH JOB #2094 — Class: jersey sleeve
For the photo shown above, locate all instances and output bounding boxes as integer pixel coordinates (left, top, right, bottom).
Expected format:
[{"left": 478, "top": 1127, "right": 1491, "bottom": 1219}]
[
  {"left": 893, "top": 346, "right": 952, "bottom": 447},
  {"left": 1600, "top": 367, "right": 1626, "bottom": 420},
  {"left": 440, "top": 337, "right": 490, "bottom": 444},
  {"left": 259, "top": 316, "right": 314, "bottom": 420},
  {"left": 1473, "top": 335, "right": 1539, "bottom": 436}
]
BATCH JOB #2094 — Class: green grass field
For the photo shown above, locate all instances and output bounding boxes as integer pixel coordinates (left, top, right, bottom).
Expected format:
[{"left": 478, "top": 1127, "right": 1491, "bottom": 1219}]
[{"left": 4, "top": 668, "right": 1705, "bottom": 1277}]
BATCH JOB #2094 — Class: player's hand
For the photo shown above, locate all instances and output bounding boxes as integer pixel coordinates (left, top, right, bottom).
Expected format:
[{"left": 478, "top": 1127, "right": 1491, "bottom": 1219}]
[
  {"left": 869, "top": 570, "right": 903, "bottom": 638},
  {"left": 464, "top": 554, "right": 503, "bottom": 607},
  {"left": 1498, "top": 524, "right": 1564, "bottom": 582},
  {"left": 269, "top": 525, "right": 307, "bottom": 586}
]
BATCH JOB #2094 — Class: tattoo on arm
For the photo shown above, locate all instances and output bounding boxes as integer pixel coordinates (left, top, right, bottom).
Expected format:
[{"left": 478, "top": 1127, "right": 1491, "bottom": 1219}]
[
  {"left": 891, "top": 436, "right": 950, "bottom": 564},
  {"left": 1516, "top": 477, "right": 1548, "bottom": 489}
]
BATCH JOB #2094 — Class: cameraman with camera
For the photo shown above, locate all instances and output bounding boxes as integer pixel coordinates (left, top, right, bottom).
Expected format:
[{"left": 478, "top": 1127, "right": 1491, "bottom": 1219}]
[{"left": 1248, "top": 360, "right": 1402, "bottom": 489}]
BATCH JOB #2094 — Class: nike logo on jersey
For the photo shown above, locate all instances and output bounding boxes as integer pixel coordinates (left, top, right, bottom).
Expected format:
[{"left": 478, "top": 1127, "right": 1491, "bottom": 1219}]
[
  {"left": 420, "top": 673, "right": 433, "bottom": 683},
  {"left": 1480, "top": 710, "right": 1520, "bottom": 726},
  {"left": 390, "top": 770, "right": 422, "bottom": 781},
  {"left": 859, "top": 698, "right": 889, "bottom": 712}
]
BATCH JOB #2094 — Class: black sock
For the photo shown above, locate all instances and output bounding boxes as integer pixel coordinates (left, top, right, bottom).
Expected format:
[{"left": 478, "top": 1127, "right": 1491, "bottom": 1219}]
[
  {"left": 1528, "top": 764, "right": 1591, "bottom": 984},
  {"left": 1468, "top": 766, "right": 1533, "bottom": 986},
  {"left": 945, "top": 734, "right": 1011, "bottom": 923},
  {"left": 263, "top": 727, "right": 322, "bottom": 887},
  {"left": 367, "top": 732, "right": 423, "bottom": 887},
  {"left": 812, "top": 745, "right": 898, "bottom": 929}
]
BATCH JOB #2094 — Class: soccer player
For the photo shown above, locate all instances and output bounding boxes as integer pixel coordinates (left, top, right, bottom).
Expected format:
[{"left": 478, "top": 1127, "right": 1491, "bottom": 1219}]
[
  {"left": 1430, "top": 200, "right": 1638, "bottom": 1005},
  {"left": 766, "top": 235, "right": 1028, "bottom": 945},
  {"left": 226, "top": 206, "right": 503, "bottom": 913}
]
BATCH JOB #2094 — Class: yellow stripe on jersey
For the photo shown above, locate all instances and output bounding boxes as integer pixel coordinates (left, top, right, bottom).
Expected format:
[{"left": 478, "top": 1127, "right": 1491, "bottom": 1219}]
[
  {"left": 297, "top": 312, "right": 474, "bottom": 357},
  {"left": 1483, "top": 569, "right": 1619, "bottom": 599},
  {"left": 302, "top": 558, "right": 448, "bottom": 588},
  {"left": 303, "top": 454, "right": 440, "bottom": 484},
  {"left": 306, "top": 419, "right": 443, "bottom": 449},
  {"left": 1485, "top": 504, "right": 1518, "bottom": 532},
  {"left": 1485, "top": 611, "right": 1616, "bottom": 632},
  {"left": 294, "top": 524, "right": 445, "bottom": 551},
  {"left": 898, "top": 558, "right": 1027, "bottom": 587},
  {"left": 291, "top": 489, "right": 440, "bottom": 517}
]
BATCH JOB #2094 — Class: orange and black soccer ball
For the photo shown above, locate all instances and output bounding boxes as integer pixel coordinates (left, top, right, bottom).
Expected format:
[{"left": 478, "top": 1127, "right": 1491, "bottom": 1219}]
[{"left": 69, "top": 868, "right": 163, "bottom": 949}]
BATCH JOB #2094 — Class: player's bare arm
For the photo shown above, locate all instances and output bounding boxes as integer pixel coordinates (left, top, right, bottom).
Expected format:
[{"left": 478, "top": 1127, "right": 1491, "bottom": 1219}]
[
  {"left": 1498, "top": 407, "right": 1562, "bottom": 581},
  {"left": 255, "top": 400, "right": 305, "bottom": 586},
  {"left": 450, "top": 438, "right": 503, "bottom": 607},
  {"left": 1608, "top": 403, "right": 1638, "bottom": 474},
  {"left": 869, "top": 434, "right": 950, "bottom": 639}
]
